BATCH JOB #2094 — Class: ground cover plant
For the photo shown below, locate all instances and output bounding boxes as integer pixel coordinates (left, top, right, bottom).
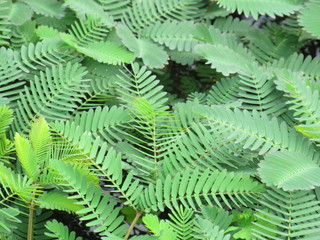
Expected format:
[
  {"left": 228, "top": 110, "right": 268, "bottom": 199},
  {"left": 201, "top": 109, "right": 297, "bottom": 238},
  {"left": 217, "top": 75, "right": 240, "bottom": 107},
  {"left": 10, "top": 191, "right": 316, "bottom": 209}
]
[{"left": 1, "top": 0, "right": 320, "bottom": 239}]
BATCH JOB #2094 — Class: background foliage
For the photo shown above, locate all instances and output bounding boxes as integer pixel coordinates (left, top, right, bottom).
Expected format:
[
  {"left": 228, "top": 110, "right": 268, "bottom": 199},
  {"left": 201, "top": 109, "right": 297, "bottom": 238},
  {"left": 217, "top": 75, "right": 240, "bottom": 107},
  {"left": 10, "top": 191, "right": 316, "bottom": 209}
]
[{"left": 1, "top": 0, "right": 320, "bottom": 239}]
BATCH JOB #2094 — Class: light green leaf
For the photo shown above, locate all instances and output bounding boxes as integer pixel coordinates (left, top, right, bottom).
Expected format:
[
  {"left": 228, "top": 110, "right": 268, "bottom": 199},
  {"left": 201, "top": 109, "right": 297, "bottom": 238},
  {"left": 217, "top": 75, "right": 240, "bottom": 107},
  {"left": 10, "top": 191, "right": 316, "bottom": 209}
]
[
  {"left": 217, "top": 0, "right": 306, "bottom": 19},
  {"left": 29, "top": 117, "right": 51, "bottom": 168},
  {"left": 60, "top": 33, "right": 134, "bottom": 64},
  {"left": 15, "top": 133, "right": 40, "bottom": 179},
  {"left": 258, "top": 150, "right": 320, "bottom": 190},
  {"left": 8, "top": 2, "right": 33, "bottom": 26},
  {"left": 116, "top": 24, "right": 169, "bottom": 69},
  {"left": 35, "top": 26, "right": 59, "bottom": 39},
  {"left": 299, "top": 0, "right": 320, "bottom": 38},
  {"left": 21, "top": 0, "right": 65, "bottom": 18}
]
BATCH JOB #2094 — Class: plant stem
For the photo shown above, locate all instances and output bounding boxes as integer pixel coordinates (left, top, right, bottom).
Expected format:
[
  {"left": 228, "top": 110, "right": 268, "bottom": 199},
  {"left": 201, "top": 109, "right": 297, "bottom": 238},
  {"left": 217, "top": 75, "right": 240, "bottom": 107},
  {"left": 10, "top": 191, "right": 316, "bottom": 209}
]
[
  {"left": 124, "top": 211, "right": 142, "bottom": 239},
  {"left": 28, "top": 199, "right": 35, "bottom": 240}
]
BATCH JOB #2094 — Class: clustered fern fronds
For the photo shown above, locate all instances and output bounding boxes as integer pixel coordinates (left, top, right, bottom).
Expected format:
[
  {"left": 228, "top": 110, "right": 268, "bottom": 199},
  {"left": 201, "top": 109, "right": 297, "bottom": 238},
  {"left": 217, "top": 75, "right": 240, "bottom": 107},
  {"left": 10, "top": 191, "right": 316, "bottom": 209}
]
[{"left": 1, "top": 0, "right": 320, "bottom": 239}]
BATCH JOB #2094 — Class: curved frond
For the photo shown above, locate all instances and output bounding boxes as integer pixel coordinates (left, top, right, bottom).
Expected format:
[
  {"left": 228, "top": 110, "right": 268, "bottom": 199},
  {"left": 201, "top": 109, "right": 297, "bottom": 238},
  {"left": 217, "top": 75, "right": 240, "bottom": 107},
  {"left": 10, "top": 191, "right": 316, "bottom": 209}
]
[
  {"left": 121, "top": 0, "right": 206, "bottom": 33},
  {"left": 49, "top": 160, "right": 127, "bottom": 237},
  {"left": 139, "top": 20, "right": 199, "bottom": 52},
  {"left": 194, "top": 105, "right": 315, "bottom": 155},
  {"left": 21, "top": 0, "right": 65, "bottom": 18},
  {"left": 0, "top": 47, "right": 25, "bottom": 106},
  {"left": 258, "top": 150, "right": 320, "bottom": 191},
  {"left": 38, "top": 191, "right": 83, "bottom": 213},
  {"left": 45, "top": 220, "right": 83, "bottom": 240},
  {"left": 274, "top": 70, "right": 320, "bottom": 143},
  {"left": 117, "top": 24, "right": 168, "bottom": 69},
  {"left": 253, "top": 188, "right": 320, "bottom": 239},
  {"left": 299, "top": 0, "right": 320, "bottom": 38},
  {"left": 138, "top": 168, "right": 264, "bottom": 212},
  {"left": 217, "top": 0, "right": 306, "bottom": 19},
  {"left": 12, "top": 62, "right": 88, "bottom": 133}
]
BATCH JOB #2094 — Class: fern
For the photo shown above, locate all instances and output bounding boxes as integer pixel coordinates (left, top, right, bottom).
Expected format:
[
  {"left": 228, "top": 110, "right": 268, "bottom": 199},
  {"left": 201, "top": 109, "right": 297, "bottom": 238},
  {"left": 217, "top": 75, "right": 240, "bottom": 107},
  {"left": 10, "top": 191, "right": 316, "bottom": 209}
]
[
  {"left": 253, "top": 188, "right": 320, "bottom": 239},
  {"left": 45, "top": 220, "right": 83, "bottom": 240},
  {"left": 1, "top": 1, "right": 320, "bottom": 239},
  {"left": 217, "top": 0, "right": 306, "bottom": 19}
]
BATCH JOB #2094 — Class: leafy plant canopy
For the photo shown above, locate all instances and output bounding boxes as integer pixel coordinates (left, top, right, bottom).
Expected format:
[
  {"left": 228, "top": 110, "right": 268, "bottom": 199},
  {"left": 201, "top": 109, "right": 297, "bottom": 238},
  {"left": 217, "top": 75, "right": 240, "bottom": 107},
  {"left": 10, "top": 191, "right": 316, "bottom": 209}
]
[{"left": 0, "top": 0, "right": 320, "bottom": 239}]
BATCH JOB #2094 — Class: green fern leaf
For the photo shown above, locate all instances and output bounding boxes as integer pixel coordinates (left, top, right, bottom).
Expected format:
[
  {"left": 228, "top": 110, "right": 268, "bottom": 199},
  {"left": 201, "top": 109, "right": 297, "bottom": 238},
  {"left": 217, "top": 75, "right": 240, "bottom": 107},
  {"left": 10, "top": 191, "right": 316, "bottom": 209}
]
[
  {"left": 35, "top": 26, "right": 59, "bottom": 40},
  {"left": 29, "top": 117, "right": 51, "bottom": 168},
  {"left": 8, "top": 2, "right": 33, "bottom": 26},
  {"left": 64, "top": 0, "right": 114, "bottom": 26},
  {"left": 299, "top": 0, "right": 320, "bottom": 38},
  {"left": 217, "top": 0, "right": 306, "bottom": 19},
  {"left": 194, "top": 26, "right": 257, "bottom": 76},
  {"left": 194, "top": 105, "right": 314, "bottom": 155},
  {"left": 45, "top": 220, "right": 83, "bottom": 240},
  {"left": 138, "top": 169, "right": 264, "bottom": 212},
  {"left": 117, "top": 24, "right": 168, "bottom": 69},
  {"left": 14, "top": 133, "right": 40, "bottom": 179},
  {"left": 253, "top": 188, "right": 320, "bottom": 239},
  {"left": 121, "top": 0, "right": 206, "bottom": 33},
  {"left": 142, "top": 214, "right": 177, "bottom": 240},
  {"left": 0, "top": 106, "right": 13, "bottom": 136},
  {"left": 38, "top": 191, "right": 83, "bottom": 213},
  {"left": 60, "top": 33, "right": 134, "bottom": 65},
  {"left": 258, "top": 150, "right": 320, "bottom": 190},
  {"left": 139, "top": 20, "right": 199, "bottom": 52},
  {"left": 12, "top": 62, "right": 88, "bottom": 133},
  {"left": 49, "top": 159, "right": 127, "bottom": 237},
  {"left": 21, "top": 0, "right": 65, "bottom": 19}
]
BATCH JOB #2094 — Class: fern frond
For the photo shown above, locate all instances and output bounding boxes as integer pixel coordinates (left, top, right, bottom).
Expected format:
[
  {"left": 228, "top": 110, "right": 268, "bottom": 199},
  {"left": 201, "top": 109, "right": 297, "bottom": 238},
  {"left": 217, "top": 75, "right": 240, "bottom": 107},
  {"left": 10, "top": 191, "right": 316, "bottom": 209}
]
[
  {"left": 138, "top": 168, "right": 264, "bottom": 212},
  {"left": 298, "top": 0, "right": 320, "bottom": 38},
  {"left": 49, "top": 160, "right": 127, "bottom": 237},
  {"left": 98, "top": 0, "right": 130, "bottom": 20},
  {"left": 213, "top": 16, "right": 258, "bottom": 37},
  {"left": 12, "top": 62, "right": 88, "bottom": 133},
  {"left": 168, "top": 205, "right": 195, "bottom": 240},
  {"left": 117, "top": 24, "right": 168, "bottom": 69},
  {"left": 258, "top": 150, "right": 320, "bottom": 191},
  {"left": 206, "top": 77, "right": 241, "bottom": 105},
  {"left": 274, "top": 70, "right": 320, "bottom": 143},
  {"left": 0, "top": 1, "right": 11, "bottom": 45},
  {"left": 8, "top": 1, "right": 33, "bottom": 26},
  {"left": 45, "top": 220, "right": 83, "bottom": 240},
  {"left": 21, "top": 0, "right": 64, "bottom": 19},
  {"left": 253, "top": 188, "right": 320, "bottom": 239},
  {"left": 162, "top": 122, "right": 255, "bottom": 178},
  {"left": 14, "top": 37, "right": 78, "bottom": 74},
  {"left": 142, "top": 214, "right": 177, "bottom": 239},
  {"left": 38, "top": 191, "right": 83, "bottom": 213},
  {"left": 14, "top": 133, "right": 39, "bottom": 180},
  {"left": 60, "top": 33, "right": 135, "bottom": 65},
  {"left": 194, "top": 26, "right": 257, "bottom": 76},
  {"left": 194, "top": 105, "right": 315, "bottom": 155},
  {"left": 121, "top": 0, "right": 206, "bottom": 33},
  {"left": 63, "top": 0, "right": 114, "bottom": 26},
  {"left": 49, "top": 123, "right": 142, "bottom": 207},
  {"left": 139, "top": 20, "right": 199, "bottom": 52},
  {"left": 237, "top": 66, "right": 287, "bottom": 116},
  {"left": 70, "top": 106, "right": 132, "bottom": 145},
  {"left": 270, "top": 53, "right": 320, "bottom": 78},
  {"left": 0, "top": 135, "right": 14, "bottom": 164},
  {"left": 0, "top": 47, "right": 25, "bottom": 106},
  {"left": 0, "top": 207, "right": 21, "bottom": 234},
  {"left": 217, "top": 0, "right": 306, "bottom": 19},
  {"left": 29, "top": 117, "right": 51, "bottom": 168},
  {"left": 0, "top": 106, "right": 13, "bottom": 136},
  {"left": 0, "top": 162, "right": 39, "bottom": 204}
]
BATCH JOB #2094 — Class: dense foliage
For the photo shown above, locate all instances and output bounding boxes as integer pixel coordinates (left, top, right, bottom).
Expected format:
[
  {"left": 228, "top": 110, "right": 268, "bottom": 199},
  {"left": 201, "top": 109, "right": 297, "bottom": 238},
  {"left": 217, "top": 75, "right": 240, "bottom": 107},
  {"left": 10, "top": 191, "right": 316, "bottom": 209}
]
[{"left": 1, "top": 0, "right": 320, "bottom": 239}]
